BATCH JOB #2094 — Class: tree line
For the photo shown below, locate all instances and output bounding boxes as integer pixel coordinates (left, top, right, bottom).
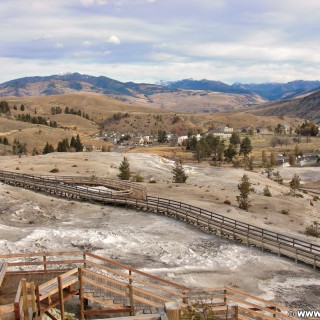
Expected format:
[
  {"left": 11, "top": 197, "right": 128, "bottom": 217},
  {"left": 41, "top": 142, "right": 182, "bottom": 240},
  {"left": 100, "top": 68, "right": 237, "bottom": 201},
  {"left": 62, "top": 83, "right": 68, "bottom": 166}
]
[
  {"left": 51, "top": 106, "right": 90, "bottom": 120},
  {"left": 189, "top": 133, "right": 252, "bottom": 163},
  {"left": 15, "top": 114, "right": 57, "bottom": 127},
  {"left": 43, "top": 135, "right": 83, "bottom": 154}
]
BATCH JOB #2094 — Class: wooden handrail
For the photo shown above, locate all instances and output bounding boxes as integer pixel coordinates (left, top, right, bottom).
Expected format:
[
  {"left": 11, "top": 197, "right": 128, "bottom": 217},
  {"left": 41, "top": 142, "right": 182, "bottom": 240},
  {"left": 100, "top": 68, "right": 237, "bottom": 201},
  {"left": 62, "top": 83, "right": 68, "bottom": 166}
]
[
  {"left": 85, "top": 252, "right": 188, "bottom": 290},
  {"left": 0, "top": 170, "right": 319, "bottom": 271},
  {"left": 1, "top": 252, "right": 303, "bottom": 320}
]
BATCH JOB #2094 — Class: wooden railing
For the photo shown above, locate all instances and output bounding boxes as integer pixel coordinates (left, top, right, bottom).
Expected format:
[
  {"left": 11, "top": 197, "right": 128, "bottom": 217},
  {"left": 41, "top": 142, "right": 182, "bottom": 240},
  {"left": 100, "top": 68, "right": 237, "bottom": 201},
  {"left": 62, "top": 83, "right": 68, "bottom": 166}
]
[
  {"left": 0, "top": 262, "right": 7, "bottom": 287},
  {"left": 0, "top": 251, "right": 187, "bottom": 319},
  {"left": 14, "top": 279, "right": 37, "bottom": 320},
  {"left": 0, "top": 171, "right": 319, "bottom": 270},
  {"left": 0, "top": 170, "right": 146, "bottom": 199},
  {"left": 185, "top": 287, "right": 293, "bottom": 320},
  {"left": 0, "top": 251, "right": 315, "bottom": 320},
  {"left": 145, "top": 196, "right": 320, "bottom": 269}
]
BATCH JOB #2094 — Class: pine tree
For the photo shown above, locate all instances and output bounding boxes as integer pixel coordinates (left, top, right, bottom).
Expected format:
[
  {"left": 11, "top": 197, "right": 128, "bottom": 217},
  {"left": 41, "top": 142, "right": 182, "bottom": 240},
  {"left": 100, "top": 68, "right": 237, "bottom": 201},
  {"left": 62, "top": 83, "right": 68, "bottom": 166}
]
[
  {"left": 75, "top": 134, "right": 83, "bottom": 152},
  {"left": 3, "top": 137, "right": 9, "bottom": 145},
  {"left": 118, "top": 157, "right": 131, "bottom": 180},
  {"left": 230, "top": 132, "right": 241, "bottom": 146},
  {"left": 261, "top": 150, "right": 268, "bottom": 167},
  {"left": 43, "top": 142, "right": 54, "bottom": 154},
  {"left": 240, "top": 137, "right": 253, "bottom": 156},
  {"left": 70, "top": 135, "right": 83, "bottom": 152},
  {"left": 57, "top": 138, "right": 69, "bottom": 152},
  {"left": 290, "top": 174, "right": 301, "bottom": 195},
  {"left": 172, "top": 159, "right": 188, "bottom": 183},
  {"left": 224, "top": 143, "right": 237, "bottom": 162},
  {"left": 237, "top": 174, "right": 254, "bottom": 211}
]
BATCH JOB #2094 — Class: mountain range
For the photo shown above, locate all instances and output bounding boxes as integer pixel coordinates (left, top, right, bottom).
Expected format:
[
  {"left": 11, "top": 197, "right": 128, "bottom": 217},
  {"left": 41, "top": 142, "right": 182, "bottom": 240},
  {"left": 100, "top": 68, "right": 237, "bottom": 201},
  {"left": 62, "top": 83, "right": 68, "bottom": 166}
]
[{"left": 1, "top": 73, "right": 320, "bottom": 102}]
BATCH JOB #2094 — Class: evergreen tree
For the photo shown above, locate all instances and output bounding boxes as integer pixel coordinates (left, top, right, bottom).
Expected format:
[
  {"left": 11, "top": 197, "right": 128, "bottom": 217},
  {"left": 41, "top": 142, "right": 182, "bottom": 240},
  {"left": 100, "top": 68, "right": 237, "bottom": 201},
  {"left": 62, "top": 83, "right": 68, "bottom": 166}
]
[
  {"left": 0, "top": 101, "right": 10, "bottom": 114},
  {"left": 118, "top": 157, "right": 131, "bottom": 180},
  {"left": 20, "top": 104, "right": 25, "bottom": 111},
  {"left": 75, "top": 134, "right": 83, "bottom": 152},
  {"left": 290, "top": 174, "right": 301, "bottom": 195},
  {"left": 70, "top": 136, "right": 77, "bottom": 150},
  {"left": 224, "top": 143, "right": 237, "bottom": 162},
  {"left": 240, "top": 137, "right": 253, "bottom": 156},
  {"left": 237, "top": 174, "right": 254, "bottom": 210},
  {"left": 3, "top": 137, "right": 9, "bottom": 145},
  {"left": 172, "top": 159, "right": 188, "bottom": 183},
  {"left": 157, "top": 130, "right": 168, "bottom": 143},
  {"left": 43, "top": 142, "right": 54, "bottom": 154},
  {"left": 12, "top": 139, "right": 27, "bottom": 156},
  {"left": 57, "top": 138, "right": 69, "bottom": 152},
  {"left": 230, "top": 132, "right": 241, "bottom": 146},
  {"left": 70, "top": 135, "right": 83, "bottom": 152},
  {"left": 261, "top": 150, "right": 268, "bottom": 167}
]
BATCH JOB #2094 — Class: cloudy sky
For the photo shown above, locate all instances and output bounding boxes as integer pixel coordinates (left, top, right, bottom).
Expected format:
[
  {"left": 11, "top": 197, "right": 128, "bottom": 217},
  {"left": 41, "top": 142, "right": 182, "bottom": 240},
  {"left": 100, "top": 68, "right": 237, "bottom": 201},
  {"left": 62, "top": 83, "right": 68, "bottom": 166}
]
[{"left": 1, "top": 0, "right": 320, "bottom": 84}]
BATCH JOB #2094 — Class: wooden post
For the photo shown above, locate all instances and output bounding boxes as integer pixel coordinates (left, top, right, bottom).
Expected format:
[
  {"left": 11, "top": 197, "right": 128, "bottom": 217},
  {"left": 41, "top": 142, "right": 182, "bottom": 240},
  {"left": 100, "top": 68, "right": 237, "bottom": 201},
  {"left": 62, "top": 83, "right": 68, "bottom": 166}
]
[
  {"left": 83, "top": 253, "right": 87, "bottom": 269},
  {"left": 224, "top": 289, "right": 227, "bottom": 305},
  {"left": 22, "top": 279, "right": 29, "bottom": 320},
  {"left": 35, "top": 285, "right": 41, "bottom": 319},
  {"left": 58, "top": 276, "right": 65, "bottom": 320},
  {"left": 165, "top": 301, "right": 181, "bottom": 320},
  {"left": 14, "top": 301, "right": 21, "bottom": 320},
  {"left": 182, "top": 290, "right": 188, "bottom": 305},
  {"left": 128, "top": 270, "right": 135, "bottom": 316},
  {"left": 78, "top": 268, "right": 85, "bottom": 320},
  {"left": 43, "top": 255, "right": 47, "bottom": 272},
  {"left": 30, "top": 282, "right": 38, "bottom": 320},
  {"left": 234, "top": 305, "right": 238, "bottom": 320}
]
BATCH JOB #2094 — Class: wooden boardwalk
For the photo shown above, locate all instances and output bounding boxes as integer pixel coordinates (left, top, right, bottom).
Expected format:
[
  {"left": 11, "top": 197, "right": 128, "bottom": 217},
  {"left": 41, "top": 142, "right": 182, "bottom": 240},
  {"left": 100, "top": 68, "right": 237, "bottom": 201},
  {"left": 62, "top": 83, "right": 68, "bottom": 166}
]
[{"left": 0, "top": 170, "right": 319, "bottom": 270}]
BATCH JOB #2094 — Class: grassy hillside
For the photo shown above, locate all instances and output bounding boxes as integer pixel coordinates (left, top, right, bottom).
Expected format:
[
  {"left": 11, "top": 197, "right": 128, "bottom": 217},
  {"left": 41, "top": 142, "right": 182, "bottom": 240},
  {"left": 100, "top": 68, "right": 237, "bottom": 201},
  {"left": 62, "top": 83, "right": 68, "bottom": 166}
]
[
  {"left": 248, "top": 90, "right": 320, "bottom": 124},
  {"left": 0, "top": 93, "right": 304, "bottom": 155}
]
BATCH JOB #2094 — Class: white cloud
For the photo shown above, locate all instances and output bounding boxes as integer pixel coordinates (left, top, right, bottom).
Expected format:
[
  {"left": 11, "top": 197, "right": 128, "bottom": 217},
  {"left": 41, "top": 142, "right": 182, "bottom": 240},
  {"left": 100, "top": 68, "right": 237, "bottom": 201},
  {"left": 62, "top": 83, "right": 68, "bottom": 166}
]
[
  {"left": 54, "top": 42, "right": 64, "bottom": 48},
  {"left": 80, "top": 0, "right": 95, "bottom": 7},
  {"left": 80, "top": 0, "right": 107, "bottom": 6},
  {"left": 97, "top": 0, "right": 108, "bottom": 5},
  {"left": 82, "top": 40, "right": 92, "bottom": 47},
  {"left": 107, "top": 35, "right": 121, "bottom": 45},
  {"left": 33, "top": 33, "right": 53, "bottom": 41}
]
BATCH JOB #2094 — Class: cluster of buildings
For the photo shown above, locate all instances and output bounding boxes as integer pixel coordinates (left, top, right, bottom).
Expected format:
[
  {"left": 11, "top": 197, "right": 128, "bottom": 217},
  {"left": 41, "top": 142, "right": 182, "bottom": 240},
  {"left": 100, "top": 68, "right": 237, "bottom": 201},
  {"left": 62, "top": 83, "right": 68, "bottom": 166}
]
[{"left": 91, "top": 124, "right": 299, "bottom": 148}]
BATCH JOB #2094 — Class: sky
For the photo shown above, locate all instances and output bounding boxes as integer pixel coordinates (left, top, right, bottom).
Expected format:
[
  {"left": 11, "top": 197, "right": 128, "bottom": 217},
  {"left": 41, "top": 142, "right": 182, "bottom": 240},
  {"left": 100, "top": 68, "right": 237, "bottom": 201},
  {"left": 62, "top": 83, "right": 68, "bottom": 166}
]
[{"left": 1, "top": 0, "right": 320, "bottom": 84}]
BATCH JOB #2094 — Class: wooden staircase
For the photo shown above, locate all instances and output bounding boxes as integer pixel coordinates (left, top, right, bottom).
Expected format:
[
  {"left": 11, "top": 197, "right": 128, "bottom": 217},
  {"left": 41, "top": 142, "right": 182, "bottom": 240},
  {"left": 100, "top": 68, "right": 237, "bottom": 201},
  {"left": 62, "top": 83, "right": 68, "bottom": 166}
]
[{"left": 0, "top": 251, "right": 301, "bottom": 320}]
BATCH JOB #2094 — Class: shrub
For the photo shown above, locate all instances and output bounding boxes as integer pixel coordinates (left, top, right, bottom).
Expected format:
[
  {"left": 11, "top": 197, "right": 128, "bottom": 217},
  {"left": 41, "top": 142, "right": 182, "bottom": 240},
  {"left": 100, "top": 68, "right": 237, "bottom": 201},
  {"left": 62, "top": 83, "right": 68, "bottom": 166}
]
[
  {"left": 263, "top": 186, "right": 272, "bottom": 197},
  {"left": 281, "top": 209, "right": 289, "bottom": 215},
  {"left": 149, "top": 179, "right": 157, "bottom": 183},
  {"left": 224, "top": 200, "right": 231, "bottom": 205},
  {"left": 50, "top": 168, "right": 59, "bottom": 173},
  {"left": 305, "top": 225, "right": 320, "bottom": 238},
  {"left": 133, "top": 174, "right": 144, "bottom": 182}
]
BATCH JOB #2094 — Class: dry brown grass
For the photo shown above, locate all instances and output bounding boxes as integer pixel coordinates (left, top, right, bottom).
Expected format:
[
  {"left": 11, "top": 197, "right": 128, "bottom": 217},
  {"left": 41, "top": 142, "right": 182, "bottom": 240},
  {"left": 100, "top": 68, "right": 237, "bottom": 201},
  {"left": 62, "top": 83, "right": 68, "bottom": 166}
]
[
  {"left": 123, "top": 90, "right": 267, "bottom": 113},
  {"left": 128, "top": 146, "right": 192, "bottom": 160},
  {"left": 0, "top": 93, "right": 309, "bottom": 156}
]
